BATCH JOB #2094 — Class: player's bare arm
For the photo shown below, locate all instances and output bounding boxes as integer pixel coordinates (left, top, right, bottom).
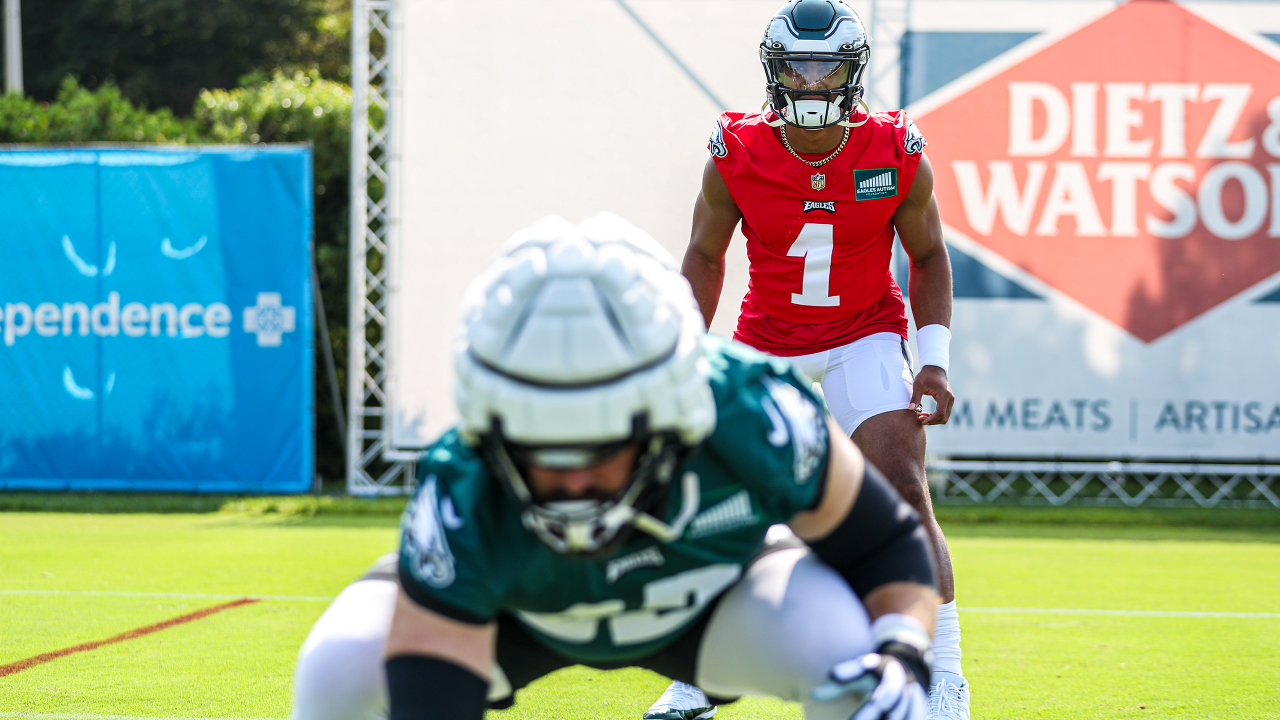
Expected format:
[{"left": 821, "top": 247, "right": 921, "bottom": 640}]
[
  {"left": 892, "top": 153, "right": 956, "bottom": 425},
  {"left": 384, "top": 590, "right": 495, "bottom": 678},
  {"left": 383, "top": 590, "right": 497, "bottom": 720},
  {"left": 682, "top": 158, "right": 742, "bottom": 326},
  {"left": 789, "top": 416, "right": 940, "bottom": 635}
]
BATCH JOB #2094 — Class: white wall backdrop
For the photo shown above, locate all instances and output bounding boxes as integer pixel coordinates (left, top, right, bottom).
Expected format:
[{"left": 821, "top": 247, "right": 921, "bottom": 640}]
[{"left": 387, "top": 0, "right": 1280, "bottom": 462}]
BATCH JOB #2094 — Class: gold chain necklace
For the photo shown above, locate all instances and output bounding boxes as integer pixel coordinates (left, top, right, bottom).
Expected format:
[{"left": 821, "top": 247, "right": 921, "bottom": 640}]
[{"left": 780, "top": 125, "right": 850, "bottom": 168}]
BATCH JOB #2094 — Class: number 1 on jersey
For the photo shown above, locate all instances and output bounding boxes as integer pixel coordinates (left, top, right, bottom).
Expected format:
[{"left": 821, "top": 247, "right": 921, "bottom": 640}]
[{"left": 787, "top": 223, "right": 840, "bottom": 307}]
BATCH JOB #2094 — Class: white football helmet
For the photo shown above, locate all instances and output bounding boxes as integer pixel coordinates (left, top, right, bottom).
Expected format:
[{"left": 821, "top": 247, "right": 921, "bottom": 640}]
[
  {"left": 761, "top": 0, "right": 871, "bottom": 129},
  {"left": 455, "top": 213, "right": 715, "bottom": 554}
]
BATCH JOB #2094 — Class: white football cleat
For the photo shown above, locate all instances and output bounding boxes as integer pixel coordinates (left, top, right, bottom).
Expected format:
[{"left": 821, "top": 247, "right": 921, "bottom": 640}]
[
  {"left": 927, "top": 677, "right": 971, "bottom": 720},
  {"left": 643, "top": 680, "right": 717, "bottom": 720}
]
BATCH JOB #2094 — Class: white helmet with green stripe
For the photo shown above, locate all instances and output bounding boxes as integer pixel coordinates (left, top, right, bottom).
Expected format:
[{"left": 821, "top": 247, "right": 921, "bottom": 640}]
[{"left": 454, "top": 213, "right": 715, "bottom": 554}]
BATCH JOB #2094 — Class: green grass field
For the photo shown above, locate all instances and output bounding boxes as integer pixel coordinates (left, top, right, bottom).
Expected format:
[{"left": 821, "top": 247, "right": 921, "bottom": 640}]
[{"left": 2, "top": 500, "right": 1278, "bottom": 719}]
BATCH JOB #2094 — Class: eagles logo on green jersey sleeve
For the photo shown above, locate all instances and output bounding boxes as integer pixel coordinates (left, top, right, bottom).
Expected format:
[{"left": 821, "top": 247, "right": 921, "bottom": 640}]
[
  {"left": 402, "top": 475, "right": 456, "bottom": 589},
  {"left": 700, "top": 337, "right": 831, "bottom": 520},
  {"left": 397, "top": 437, "right": 526, "bottom": 625}
]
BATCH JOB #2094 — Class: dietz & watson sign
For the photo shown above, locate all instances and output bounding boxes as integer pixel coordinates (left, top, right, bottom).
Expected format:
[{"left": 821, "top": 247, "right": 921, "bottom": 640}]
[{"left": 913, "top": 0, "right": 1280, "bottom": 459}]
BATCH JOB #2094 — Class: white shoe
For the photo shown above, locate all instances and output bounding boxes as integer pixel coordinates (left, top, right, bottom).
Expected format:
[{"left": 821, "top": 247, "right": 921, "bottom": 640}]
[
  {"left": 643, "top": 681, "right": 717, "bottom": 720},
  {"left": 927, "top": 677, "right": 970, "bottom": 720}
]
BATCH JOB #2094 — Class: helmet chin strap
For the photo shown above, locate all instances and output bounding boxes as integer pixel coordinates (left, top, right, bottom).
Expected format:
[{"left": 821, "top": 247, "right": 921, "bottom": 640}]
[
  {"left": 630, "top": 471, "right": 701, "bottom": 543},
  {"left": 837, "top": 98, "right": 872, "bottom": 128}
]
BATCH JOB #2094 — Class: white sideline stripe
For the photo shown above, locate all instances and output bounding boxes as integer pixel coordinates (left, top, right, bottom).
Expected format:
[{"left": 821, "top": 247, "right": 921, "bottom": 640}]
[
  {"left": 964, "top": 606, "right": 1280, "bottom": 619},
  {"left": 0, "top": 714, "right": 283, "bottom": 720},
  {"left": 3, "top": 592, "right": 1275, "bottom": 618},
  {"left": 0, "top": 590, "right": 334, "bottom": 602}
]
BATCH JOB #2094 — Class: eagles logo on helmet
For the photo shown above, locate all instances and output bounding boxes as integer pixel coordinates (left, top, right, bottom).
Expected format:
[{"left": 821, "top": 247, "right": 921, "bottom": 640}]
[{"left": 761, "top": 0, "right": 872, "bottom": 129}]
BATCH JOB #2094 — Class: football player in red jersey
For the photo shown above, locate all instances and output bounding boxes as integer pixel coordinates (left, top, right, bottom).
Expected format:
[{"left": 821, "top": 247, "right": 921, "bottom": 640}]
[{"left": 645, "top": 2, "right": 968, "bottom": 720}]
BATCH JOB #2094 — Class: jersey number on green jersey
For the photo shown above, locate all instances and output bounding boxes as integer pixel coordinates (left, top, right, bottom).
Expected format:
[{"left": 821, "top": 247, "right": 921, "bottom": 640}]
[{"left": 516, "top": 564, "right": 741, "bottom": 645}]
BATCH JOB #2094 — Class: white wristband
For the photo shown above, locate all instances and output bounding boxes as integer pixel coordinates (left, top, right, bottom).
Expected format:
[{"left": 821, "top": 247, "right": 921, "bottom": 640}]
[
  {"left": 871, "top": 613, "right": 932, "bottom": 654},
  {"left": 915, "top": 324, "right": 951, "bottom": 373}
]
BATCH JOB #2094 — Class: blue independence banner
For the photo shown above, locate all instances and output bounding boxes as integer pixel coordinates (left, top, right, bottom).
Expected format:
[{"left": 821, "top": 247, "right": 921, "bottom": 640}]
[{"left": 0, "top": 147, "right": 313, "bottom": 493}]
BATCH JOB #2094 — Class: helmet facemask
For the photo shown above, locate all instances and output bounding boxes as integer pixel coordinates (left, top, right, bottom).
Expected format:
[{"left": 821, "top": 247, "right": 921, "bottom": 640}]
[
  {"left": 762, "top": 45, "right": 868, "bottom": 128},
  {"left": 478, "top": 418, "right": 693, "bottom": 557}
]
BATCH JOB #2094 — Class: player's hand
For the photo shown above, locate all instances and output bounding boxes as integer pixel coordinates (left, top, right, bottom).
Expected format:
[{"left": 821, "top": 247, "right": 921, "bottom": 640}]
[
  {"left": 907, "top": 365, "right": 953, "bottom": 425},
  {"left": 812, "top": 648, "right": 928, "bottom": 720}
]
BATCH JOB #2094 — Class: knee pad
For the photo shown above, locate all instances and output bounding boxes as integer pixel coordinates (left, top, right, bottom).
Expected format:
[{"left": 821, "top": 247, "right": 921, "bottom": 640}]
[
  {"left": 696, "top": 548, "right": 872, "bottom": 703},
  {"left": 294, "top": 635, "right": 388, "bottom": 720},
  {"left": 293, "top": 579, "right": 398, "bottom": 720}
]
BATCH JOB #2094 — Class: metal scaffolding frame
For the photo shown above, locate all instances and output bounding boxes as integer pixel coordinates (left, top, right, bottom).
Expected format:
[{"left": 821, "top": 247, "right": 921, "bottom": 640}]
[
  {"left": 347, "top": 0, "right": 414, "bottom": 495},
  {"left": 929, "top": 460, "right": 1280, "bottom": 508}
]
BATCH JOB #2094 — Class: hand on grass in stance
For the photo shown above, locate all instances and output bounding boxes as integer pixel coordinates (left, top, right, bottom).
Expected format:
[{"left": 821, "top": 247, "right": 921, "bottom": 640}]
[
  {"left": 907, "top": 366, "right": 953, "bottom": 425},
  {"left": 814, "top": 651, "right": 928, "bottom": 720}
]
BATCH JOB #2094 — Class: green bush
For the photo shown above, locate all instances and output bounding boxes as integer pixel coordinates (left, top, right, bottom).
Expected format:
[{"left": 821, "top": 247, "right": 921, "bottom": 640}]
[
  {"left": 0, "top": 74, "right": 353, "bottom": 485},
  {"left": 0, "top": 76, "right": 198, "bottom": 143},
  {"left": 194, "top": 70, "right": 353, "bottom": 190}
]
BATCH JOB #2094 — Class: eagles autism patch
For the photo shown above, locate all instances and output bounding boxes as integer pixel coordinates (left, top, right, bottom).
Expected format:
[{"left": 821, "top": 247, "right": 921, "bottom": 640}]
[{"left": 854, "top": 168, "right": 898, "bottom": 200}]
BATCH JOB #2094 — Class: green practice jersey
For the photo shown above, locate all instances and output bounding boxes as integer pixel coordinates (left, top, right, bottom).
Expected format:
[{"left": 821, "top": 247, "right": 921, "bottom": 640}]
[{"left": 397, "top": 336, "right": 831, "bottom": 664}]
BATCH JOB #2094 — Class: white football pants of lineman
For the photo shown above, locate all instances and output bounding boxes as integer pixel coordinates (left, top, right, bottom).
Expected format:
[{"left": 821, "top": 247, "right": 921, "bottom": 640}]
[
  {"left": 292, "top": 578, "right": 397, "bottom": 720},
  {"left": 786, "top": 332, "right": 915, "bottom": 436},
  {"left": 291, "top": 543, "right": 873, "bottom": 720}
]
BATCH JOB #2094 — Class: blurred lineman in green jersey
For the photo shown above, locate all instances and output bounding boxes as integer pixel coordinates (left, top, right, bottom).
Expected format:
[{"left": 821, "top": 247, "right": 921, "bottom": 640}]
[{"left": 291, "top": 214, "right": 940, "bottom": 720}]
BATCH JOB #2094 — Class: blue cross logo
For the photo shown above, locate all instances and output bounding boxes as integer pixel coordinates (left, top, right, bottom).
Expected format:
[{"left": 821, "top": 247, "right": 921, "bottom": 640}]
[{"left": 243, "top": 293, "right": 297, "bottom": 347}]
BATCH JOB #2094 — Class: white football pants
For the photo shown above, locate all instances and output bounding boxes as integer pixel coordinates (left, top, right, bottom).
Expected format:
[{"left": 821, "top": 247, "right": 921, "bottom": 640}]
[
  {"left": 291, "top": 544, "right": 873, "bottom": 720},
  {"left": 292, "top": 578, "right": 397, "bottom": 720},
  {"left": 787, "top": 332, "right": 915, "bottom": 435}
]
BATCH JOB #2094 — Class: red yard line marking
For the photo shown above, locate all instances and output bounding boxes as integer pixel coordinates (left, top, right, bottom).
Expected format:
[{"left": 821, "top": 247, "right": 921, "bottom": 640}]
[{"left": 0, "top": 598, "right": 260, "bottom": 678}]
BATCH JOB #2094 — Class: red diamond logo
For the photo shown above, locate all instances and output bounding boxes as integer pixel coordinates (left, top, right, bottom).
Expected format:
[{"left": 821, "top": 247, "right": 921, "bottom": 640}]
[{"left": 916, "top": 0, "right": 1280, "bottom": 342}]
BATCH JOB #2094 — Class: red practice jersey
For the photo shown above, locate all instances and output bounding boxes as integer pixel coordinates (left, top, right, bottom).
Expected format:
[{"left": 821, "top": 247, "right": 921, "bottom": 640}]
[{"left": 709, "top": 110, "right": 926, "bottom": 356}]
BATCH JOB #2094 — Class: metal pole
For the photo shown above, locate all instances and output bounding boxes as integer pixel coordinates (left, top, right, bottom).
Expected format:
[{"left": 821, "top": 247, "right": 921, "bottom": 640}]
[
  {"left": 613, "top": 0, "right": 727, "bottom": 112},
  {"left": 867, "top": 0, "right": 878, "bottom": 108},
  {"left": 347, "top": 0, "right": 370, "bottom": 491},
  {"left": 900, "top": 0, "right": 913, "bottom": 107},
  {"left": 4, "top": 0, "right": 21, "bottom": 95},
  {"left": 313, "top": 257, "right": 347, "bottom": 459}
]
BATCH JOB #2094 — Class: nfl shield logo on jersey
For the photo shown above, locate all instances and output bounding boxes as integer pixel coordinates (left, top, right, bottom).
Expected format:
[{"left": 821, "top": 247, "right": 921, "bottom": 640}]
[{"left": 811, "top": 173, "right": 826, "bottom": 191}]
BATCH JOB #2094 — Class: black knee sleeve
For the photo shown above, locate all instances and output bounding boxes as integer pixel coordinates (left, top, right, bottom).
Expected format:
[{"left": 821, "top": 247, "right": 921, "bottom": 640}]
[{"left": 386, "top": 655, "right": 488, "bottom": 720}]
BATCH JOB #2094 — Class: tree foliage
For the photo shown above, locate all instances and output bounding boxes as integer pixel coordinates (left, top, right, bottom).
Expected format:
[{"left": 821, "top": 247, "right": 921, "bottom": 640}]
[{"left": 19, "top": 0, "right": 351, "bottom": 114}]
